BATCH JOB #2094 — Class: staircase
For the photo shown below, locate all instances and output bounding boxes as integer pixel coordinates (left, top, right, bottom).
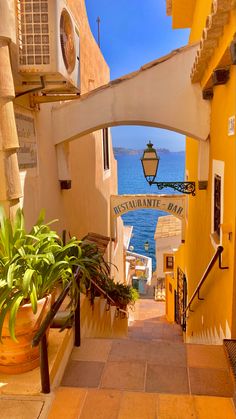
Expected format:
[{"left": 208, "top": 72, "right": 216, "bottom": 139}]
[
  {"left": 48, "top": 299, "right": 236, "bottom": 418},
  {"left": 79, "top": 294, "right": 128, "bottom": 339}
]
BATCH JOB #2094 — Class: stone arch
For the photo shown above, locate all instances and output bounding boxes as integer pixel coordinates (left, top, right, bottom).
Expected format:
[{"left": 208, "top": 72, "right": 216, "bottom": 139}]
[{"left": 52, "top": 44, "right": 210, "bottom": 145}]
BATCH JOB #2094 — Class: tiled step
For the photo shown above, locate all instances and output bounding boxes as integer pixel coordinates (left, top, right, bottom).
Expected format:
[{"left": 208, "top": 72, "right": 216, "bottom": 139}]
[
  {"left": 60, "top": 337, "right": 234, "bottom": 397},
  {"left": 48, "top": 387, "right": 236, "bottom": 419}
]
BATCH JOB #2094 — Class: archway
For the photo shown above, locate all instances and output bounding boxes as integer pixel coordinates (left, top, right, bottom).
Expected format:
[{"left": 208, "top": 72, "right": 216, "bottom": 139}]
[{"left": 52, "top": 44, "right": 210, "bottom": 146}]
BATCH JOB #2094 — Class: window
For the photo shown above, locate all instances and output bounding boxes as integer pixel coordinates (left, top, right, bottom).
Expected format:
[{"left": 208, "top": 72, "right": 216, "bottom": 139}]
[
  {"left": 166, "top": 256, "right": 174, "bottom": 270},
  {"left": 214, "top": 174, "right": 221, "bottom": 237},
  {"left": 163, "top": 254, "right": 174, "bottom": 272},
  {"left": 102, "top": 128, "right": 110, "bottom": 171}
]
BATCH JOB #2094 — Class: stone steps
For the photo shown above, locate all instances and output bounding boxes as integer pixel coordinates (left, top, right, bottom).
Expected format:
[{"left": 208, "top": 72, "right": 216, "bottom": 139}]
[
  {"left": 48, "top": 387, "right": 236, "bottom": 419},
  {"left": 47, "top": 298, "right": 236, "bottom": 418}
]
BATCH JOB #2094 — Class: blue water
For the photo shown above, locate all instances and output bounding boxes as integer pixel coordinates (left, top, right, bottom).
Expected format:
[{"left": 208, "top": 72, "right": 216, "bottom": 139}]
[{"left": 116, "top": 152, "right": 185, "bottom": 270}]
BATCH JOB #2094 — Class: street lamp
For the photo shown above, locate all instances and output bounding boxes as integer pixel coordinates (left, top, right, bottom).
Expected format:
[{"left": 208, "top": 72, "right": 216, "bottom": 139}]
[
  {"left": 144, "top": 241, "right": 149, "bottom": 252},
  {"left": 141, "top": 141, "right": 196, "bottom": 196}
]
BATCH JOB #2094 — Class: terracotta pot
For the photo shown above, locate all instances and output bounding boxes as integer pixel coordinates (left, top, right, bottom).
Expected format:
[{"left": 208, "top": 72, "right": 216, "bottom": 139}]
[{"left": 0, "top": 295, "right": 51, "bottom": 374}]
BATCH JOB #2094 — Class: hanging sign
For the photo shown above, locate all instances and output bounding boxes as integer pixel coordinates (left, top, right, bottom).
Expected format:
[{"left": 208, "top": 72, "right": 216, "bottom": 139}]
[{"left": 111, "top": 194, "right": 185, "bottom": 220}]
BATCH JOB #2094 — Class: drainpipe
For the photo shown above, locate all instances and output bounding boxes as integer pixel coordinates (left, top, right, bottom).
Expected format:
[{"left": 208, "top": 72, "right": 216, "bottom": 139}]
[{"left": 0, "top": 1, "right": 22, "bottom": 217}]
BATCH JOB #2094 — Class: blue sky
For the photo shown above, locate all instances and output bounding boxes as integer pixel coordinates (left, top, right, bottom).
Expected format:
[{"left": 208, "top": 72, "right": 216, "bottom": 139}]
[{"left": 85, "top": 0, "right": 190, "bottom": 151}]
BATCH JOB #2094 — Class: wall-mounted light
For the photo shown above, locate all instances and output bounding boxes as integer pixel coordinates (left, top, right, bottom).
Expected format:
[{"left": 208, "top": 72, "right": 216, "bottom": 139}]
[
  {"left": 202, "top": 88, "right": 214, "bottom": 100},
  {"left": 60, "top": 180, "right": 72, "bottom": 190},
  {"left": 144, "top": 241, "right": 149, "bottom": 252},
  {"left": 141, "top": 141, "right": 196, "bottom": 196},
  {"left": 212, "top": 68, "right": 230, "bottom": 86}
]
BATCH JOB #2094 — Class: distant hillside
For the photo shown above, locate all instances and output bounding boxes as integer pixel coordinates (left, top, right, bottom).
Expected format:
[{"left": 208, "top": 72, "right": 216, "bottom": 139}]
[{"left": 113, "top": 147, "right": 171, "bottom": 156}]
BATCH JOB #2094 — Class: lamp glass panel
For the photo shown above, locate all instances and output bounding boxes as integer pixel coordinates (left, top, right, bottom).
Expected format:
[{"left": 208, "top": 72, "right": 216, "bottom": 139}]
[
  {"left": 145, "top": 151, "right": 157, "bottom": 159},
  {"left": 142, "top": 159, "right": 158, "bottom": 177}
]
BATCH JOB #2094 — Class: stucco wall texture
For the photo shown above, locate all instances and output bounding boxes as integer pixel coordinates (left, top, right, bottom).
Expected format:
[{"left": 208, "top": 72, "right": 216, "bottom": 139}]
[{"left": 0, "top": 0, "right": 124, "bottom": 282}]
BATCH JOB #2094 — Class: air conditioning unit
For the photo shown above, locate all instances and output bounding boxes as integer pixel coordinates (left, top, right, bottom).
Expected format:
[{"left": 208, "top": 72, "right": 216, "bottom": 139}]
[{"left": 16, "top": 0, "right": 80, "bottom": 94}]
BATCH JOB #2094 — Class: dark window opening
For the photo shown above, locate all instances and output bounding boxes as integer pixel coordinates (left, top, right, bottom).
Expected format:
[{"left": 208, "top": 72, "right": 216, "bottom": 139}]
[
  {"left": 214, "top": 174, "right": 221, "bottom": 237},
  {"left": 103, "top": 128, "right": 110, "bottom": 170},
  {"left": 166, "top": 256, "right": 174, "bottom": 270}
]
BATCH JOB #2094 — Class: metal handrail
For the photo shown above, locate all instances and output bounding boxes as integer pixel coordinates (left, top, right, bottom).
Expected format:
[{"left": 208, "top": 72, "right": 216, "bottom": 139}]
[
  {"left": 32, "top": 282, "right": 72, "bottom": 348},
  {"left": 89, "top": 277, "right": 116, "bottom": 306},
  {"left": 32, "top": 267, "right": 129, "bottom": 393},
  {"left": 183, "top": 245, "right": 225, "bottom": 317},
  {"left": 31, "top": 267, "right": 81, "bottom": 393},
  {"left": 89, "top": 277, "right": 129, "bottom": 317}
]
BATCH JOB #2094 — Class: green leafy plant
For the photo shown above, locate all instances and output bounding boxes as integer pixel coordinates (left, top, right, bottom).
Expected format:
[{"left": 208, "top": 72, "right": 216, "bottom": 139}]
[
  {"left": 0, "top": 207, "right": 139, "bottom": 343},
  {"left": 79, "top": 244, "right": 139, "bottom": 310},
  {"left": 0, "top": 207, "right": 83, "bottom": 341},
  {"left": 104, "top": 279, "right": 139, "bottom": 309}
]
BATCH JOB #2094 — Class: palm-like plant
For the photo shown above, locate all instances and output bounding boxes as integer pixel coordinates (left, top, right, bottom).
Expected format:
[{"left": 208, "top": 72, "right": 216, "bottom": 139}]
[
  {"left": 0, "top": 208, "right": 82, "bottom": 341},
  {"left": 0, "top": 207, "right": 138, "bottom": 344}
]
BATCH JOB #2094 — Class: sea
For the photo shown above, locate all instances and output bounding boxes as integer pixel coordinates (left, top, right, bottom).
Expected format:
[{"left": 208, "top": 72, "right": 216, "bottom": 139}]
[{"left": 116, "top": 151, "right": 185, "bottom": 270}]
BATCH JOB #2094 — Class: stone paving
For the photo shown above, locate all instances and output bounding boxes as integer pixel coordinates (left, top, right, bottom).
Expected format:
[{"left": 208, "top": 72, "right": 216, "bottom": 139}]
[
  {"left": 48, "top": 299, "right": 236, "bottom": 418},
  {"left": 2, "top": 296, "right": 236, "bottom": 417}
]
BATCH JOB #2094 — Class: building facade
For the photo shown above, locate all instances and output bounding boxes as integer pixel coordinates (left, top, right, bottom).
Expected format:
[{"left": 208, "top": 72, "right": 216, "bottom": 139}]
[
  {"left": 168, "top": 0, "right": 236, "bottom": 343},
  {"left": 0, "top": 0, "right": 124, "bottom": 282}
]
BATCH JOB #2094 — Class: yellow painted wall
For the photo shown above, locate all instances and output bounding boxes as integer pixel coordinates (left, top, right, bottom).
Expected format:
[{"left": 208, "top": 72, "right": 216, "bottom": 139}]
[
  {"left": 166, "top": 274, "right": 175, "bottom": 322},
  {"left": 172, "top": 0, "right": 196, "bottom": 29},
  {"left": 175, "top": 1, "right": 236, "bottom": 343},
  {"left": 189, "top": 0, "right": 212, "bottom": 42}
]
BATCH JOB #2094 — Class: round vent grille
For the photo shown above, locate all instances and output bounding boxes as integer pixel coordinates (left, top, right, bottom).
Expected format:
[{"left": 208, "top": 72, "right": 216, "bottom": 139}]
[{"left": 60, "top": 9, "right": 76, "bottom": 74}]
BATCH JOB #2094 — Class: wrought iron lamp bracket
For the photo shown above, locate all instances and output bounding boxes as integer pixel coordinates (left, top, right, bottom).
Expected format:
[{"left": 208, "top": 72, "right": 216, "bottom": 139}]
[{"left": 148, "top": 180, "right": 196, "bottom": 196}]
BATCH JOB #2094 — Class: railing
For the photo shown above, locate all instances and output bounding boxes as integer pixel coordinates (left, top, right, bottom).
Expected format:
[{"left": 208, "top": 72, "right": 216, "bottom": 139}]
[
  {"left": 89, "top": 277, "right": 129, "bottom": 318},
  {"left": 32, "top": 269, "right": 129, "bottom": 393},
  {"left": 182, "top": 245, "right": 228, "bottom": 329},
  {"left": 32, "top": 267, "right": 81, "bottom": 394}
]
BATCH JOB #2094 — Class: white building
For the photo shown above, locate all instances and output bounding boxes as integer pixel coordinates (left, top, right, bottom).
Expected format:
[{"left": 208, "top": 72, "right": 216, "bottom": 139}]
[{"left": 154, "top": 215, "right": 181, "bottom": 279}]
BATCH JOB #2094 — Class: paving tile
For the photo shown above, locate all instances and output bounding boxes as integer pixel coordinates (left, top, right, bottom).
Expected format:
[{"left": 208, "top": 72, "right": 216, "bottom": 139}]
[
  {"left": 80, "top": 389, "right": 122, "bottom": 419},
  {"left": 71, "top": 338, "right": 112, "bottom": 362},
  {"left": 101, "top": 361, "right": 146, "bottom": 391},
  {"left": 61, "top": 360, "right": 105, "bottom": 388},
  {"left": 128, "top": 333, "right": 150, "bottom": 341},
  {"left": 118, "top": 391, "right": 157, "bottom": 419},
  {"left": 193, "top": 395, "right": 236, "bottom": 419},
  {"left": 109, "top": 339, "right": 148, "bottom": 361},
  {"left": 146, "top": 364, "right": 189, "bottom": 394},
  {"left": 170, "top": 335, "right": 184, "bottom": 343},
  {"left": 158, "top": 394, "right": 197, "bottom": 418},
  {"left": 189, "top": 367, "right": 234, "bottom": 397},
  {"left": 148, "top": 341, "right": 187, "bottom": 367},
  {"left": 0, "top": 399, "right": 44, "bottom": 419},
  {"left": 48, "top": 387, "right": 87, "bottom": 419},
  {"left": 187, "top": 344, "right": 229, "bottom": 370}
]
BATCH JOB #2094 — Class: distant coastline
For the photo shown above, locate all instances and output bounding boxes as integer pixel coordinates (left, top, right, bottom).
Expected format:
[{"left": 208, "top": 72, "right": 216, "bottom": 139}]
[{"left": 113, "top": 147, "right": 184, "bottom": 156}]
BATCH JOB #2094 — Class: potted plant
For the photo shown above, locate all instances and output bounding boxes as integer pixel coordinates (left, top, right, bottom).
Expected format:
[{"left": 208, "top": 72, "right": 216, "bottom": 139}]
[
  {"left": 0, "top": 207, "right": 83, "bottom": 374},
  {"left": 104, "top": 279, "right": 139, "bottom": 309},
  {"left": 78, "top": 243, "right": 139, "bottom": 311}
]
